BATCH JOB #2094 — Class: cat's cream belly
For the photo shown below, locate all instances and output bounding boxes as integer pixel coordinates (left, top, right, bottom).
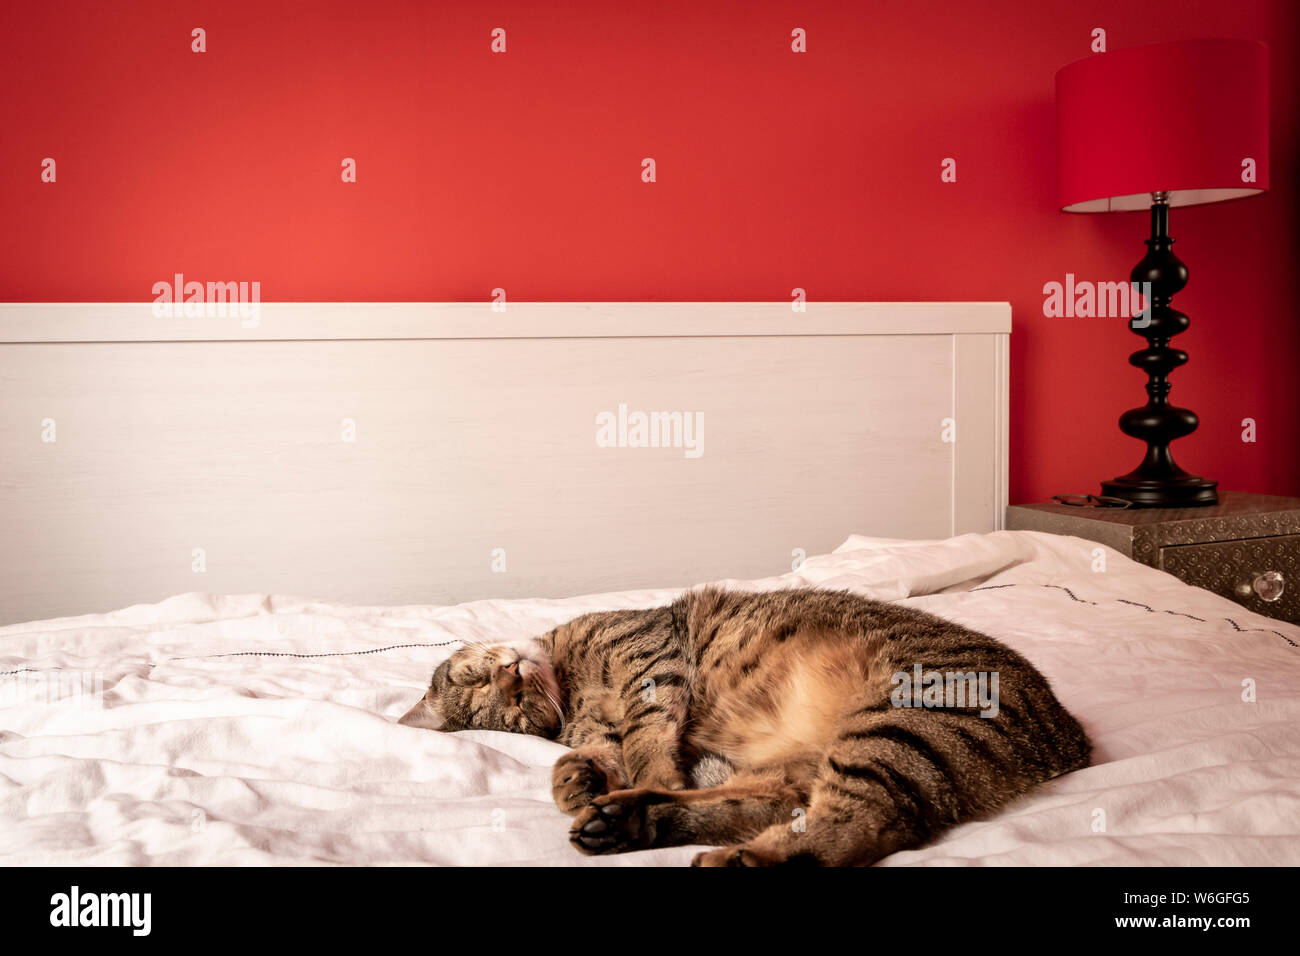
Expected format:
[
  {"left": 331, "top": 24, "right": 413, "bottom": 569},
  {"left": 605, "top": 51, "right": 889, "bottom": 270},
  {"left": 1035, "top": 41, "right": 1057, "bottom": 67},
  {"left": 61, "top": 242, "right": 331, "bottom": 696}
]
[{"left": 688, "top": 637, "right": 873, "bottom": 772}]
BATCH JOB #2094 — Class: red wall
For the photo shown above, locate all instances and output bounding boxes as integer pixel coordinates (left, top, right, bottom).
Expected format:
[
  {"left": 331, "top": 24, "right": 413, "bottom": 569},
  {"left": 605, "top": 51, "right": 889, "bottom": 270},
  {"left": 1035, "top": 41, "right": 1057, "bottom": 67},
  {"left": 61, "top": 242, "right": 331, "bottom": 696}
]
[{"left": 3, "top": 0, "right": 1297, "bottom": 505}]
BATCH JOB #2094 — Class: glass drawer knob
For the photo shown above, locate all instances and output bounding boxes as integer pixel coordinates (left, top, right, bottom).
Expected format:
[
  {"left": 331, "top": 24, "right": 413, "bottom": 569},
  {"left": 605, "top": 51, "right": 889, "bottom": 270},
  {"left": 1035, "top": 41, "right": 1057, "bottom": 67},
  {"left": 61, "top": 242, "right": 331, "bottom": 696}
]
[{"left": 1251, "top": 571, "right": 1285, "bottom": 603}]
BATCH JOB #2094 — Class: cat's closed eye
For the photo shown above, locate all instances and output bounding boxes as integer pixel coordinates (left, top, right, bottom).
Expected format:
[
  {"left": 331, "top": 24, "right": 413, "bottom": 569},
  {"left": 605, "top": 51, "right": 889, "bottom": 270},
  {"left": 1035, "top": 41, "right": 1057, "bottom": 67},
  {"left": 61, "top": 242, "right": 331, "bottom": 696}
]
[{"left": 448, "top": 659, "right": 488, "bottom": 686}]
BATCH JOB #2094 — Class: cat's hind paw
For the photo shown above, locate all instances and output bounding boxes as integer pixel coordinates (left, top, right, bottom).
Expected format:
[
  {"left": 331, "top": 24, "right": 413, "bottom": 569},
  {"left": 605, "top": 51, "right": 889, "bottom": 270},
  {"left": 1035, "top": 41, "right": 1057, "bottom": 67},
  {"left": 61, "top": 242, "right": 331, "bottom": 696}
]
[{"left": 568, "top": 789, "right": 658, "bottom": 855}]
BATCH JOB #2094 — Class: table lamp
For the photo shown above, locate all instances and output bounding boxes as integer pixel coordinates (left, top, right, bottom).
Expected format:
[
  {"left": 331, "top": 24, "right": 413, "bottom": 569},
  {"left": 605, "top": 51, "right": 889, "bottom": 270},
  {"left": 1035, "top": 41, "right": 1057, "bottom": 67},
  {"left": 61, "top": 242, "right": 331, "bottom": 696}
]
[{"left": 1055, "top": 38, "right": 1269, "bottom": 507}]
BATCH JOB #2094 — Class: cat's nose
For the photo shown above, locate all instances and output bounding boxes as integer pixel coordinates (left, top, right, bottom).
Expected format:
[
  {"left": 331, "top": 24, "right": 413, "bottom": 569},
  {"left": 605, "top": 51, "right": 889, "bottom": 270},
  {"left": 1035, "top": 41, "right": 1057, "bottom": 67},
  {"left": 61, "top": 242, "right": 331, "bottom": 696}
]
[{"left": 494, "top": 661, "right": 522, "bottom": 691}]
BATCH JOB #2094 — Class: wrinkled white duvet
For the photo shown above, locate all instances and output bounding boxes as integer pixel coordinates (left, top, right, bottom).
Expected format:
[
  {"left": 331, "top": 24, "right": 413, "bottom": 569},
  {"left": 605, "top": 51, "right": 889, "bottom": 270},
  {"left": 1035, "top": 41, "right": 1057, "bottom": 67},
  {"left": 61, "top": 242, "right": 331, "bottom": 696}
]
[{"left": 2, "top": 530, "right": 1297, "bottom": 866}]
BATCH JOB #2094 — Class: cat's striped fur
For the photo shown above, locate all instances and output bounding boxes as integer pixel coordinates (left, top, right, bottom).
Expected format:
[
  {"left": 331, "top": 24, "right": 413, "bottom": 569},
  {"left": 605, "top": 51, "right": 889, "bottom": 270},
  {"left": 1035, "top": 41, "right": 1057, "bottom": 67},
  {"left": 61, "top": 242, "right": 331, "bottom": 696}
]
[{"left": 400, "top": 586, "right": 1090, "bottom": 866}]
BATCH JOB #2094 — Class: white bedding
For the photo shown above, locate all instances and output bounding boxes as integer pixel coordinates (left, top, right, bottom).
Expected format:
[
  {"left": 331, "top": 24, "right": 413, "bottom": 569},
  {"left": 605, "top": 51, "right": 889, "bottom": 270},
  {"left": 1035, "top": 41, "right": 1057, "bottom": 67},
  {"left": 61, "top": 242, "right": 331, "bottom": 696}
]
[{"left": 2, "top": 530, "right": 1298, "bottom": 866}]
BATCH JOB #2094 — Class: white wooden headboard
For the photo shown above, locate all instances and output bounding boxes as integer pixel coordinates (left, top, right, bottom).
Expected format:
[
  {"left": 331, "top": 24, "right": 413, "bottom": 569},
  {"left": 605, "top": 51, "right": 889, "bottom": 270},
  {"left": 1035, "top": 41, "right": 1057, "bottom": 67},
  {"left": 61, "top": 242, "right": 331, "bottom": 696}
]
[{"left": 0, "top": 302, "right": 1010, "bottom": 624}]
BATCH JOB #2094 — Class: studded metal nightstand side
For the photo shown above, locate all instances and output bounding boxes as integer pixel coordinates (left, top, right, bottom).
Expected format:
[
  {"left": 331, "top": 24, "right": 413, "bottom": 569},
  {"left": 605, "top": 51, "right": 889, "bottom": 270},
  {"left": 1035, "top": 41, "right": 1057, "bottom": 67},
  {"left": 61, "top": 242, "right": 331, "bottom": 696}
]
[{"left": 1006, "top": 492, "right": 1300, "bottom": 625}]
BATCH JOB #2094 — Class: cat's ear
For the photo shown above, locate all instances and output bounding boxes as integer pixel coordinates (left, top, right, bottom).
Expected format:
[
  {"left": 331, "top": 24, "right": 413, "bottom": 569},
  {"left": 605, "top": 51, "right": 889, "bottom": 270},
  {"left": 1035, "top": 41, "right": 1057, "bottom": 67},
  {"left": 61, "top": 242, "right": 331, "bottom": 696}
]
[{"left": 397, "top": 687, "right": 445, "bottom": 730}]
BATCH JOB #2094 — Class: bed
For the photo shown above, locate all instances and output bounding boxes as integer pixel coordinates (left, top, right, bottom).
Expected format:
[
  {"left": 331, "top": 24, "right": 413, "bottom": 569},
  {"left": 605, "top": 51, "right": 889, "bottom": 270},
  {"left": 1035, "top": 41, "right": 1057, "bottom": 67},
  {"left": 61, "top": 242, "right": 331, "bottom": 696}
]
[
  {"left": 2, "top": 529, "right": 1297, "bottom": 866},
  {"left": 1, "top": 301, "right": 1296, "bottom": 866}
]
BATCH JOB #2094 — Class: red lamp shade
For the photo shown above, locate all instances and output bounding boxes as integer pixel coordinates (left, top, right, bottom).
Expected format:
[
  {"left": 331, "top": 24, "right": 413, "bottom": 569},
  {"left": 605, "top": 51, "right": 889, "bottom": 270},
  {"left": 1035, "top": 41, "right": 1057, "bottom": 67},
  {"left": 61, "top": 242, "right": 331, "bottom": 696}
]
[{"left": 1055, "top": 38, "right": 1269, "bottom": 212}]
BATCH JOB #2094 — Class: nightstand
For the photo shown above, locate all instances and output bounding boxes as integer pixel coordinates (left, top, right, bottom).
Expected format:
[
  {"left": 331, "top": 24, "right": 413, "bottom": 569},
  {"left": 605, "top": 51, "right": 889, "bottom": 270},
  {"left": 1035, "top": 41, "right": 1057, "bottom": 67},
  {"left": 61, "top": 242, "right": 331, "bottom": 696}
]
[{"left": 1007, "top": 491, "right": 1300, "bottom": 625}]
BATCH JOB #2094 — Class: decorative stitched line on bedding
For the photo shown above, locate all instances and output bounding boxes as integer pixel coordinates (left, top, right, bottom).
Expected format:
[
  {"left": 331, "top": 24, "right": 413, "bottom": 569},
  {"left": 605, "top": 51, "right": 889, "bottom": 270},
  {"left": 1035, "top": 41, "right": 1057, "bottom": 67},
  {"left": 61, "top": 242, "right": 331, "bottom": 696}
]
[
  {"left": 1, "top": 640, "right": 462, "bottom": 679},
  {"left": 164, "top": 639, "right": 462, "bottom": 663},
  {"left": 969, "top": 583, "right": 1299, "bottom": 648},
  {"left": 1116, "top": 598, "right": 1206, "bottom": 622}
]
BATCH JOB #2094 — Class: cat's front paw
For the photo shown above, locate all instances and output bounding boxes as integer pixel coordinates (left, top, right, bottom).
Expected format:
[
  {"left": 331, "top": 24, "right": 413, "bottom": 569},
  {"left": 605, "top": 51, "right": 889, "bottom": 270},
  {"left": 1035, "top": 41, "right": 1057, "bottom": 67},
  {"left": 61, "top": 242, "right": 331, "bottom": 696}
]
[
  {"left": 568, "top": 789, "right": 662, "bottom": 855},
  {"left": 551, "top": 750, "right": 613, "bottom": 815}
]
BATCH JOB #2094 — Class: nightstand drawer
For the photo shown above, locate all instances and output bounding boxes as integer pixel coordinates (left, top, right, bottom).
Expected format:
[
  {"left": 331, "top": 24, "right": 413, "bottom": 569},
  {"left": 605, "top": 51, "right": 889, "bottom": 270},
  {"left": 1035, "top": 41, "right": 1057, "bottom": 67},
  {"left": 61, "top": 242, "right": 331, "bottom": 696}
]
[{"left": 1159, "top": 535, "right": 1300, "bottom": 623}]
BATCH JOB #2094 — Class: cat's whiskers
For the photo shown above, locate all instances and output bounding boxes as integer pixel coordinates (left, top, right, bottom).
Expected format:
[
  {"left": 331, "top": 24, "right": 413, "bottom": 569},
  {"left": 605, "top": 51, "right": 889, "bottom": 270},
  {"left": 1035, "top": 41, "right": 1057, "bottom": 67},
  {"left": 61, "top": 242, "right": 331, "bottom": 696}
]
[{"left": 535, "top": 681, "right": 565, "bottom": 734}]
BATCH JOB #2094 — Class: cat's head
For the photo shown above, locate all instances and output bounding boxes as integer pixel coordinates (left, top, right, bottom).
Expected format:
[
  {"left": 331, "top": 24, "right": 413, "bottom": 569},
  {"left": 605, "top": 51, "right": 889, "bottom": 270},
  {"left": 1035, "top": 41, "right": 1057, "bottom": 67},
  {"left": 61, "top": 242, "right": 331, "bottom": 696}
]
[{"left": 397, "top": 642, "right": 563, "bottom": 738}]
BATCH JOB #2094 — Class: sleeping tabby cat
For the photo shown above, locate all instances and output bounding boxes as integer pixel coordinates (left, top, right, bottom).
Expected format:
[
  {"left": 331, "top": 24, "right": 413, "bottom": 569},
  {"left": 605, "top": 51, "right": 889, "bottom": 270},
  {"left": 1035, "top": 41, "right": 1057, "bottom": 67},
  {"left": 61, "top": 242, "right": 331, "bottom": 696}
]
[{"left": 399, "top": 587, "right": 1090, "bottom": 866}]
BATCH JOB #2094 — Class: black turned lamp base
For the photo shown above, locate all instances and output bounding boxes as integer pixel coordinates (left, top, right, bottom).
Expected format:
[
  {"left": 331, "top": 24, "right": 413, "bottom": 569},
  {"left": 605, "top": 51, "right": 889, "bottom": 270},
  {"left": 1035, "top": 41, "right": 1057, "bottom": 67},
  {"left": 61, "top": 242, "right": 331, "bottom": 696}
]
[
  {"left": 1101, "top": 473, "right": 1218, "bottom": 508},
  {"left": 1102, "top": 193, "right": 1219, "bottom": 509}
]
